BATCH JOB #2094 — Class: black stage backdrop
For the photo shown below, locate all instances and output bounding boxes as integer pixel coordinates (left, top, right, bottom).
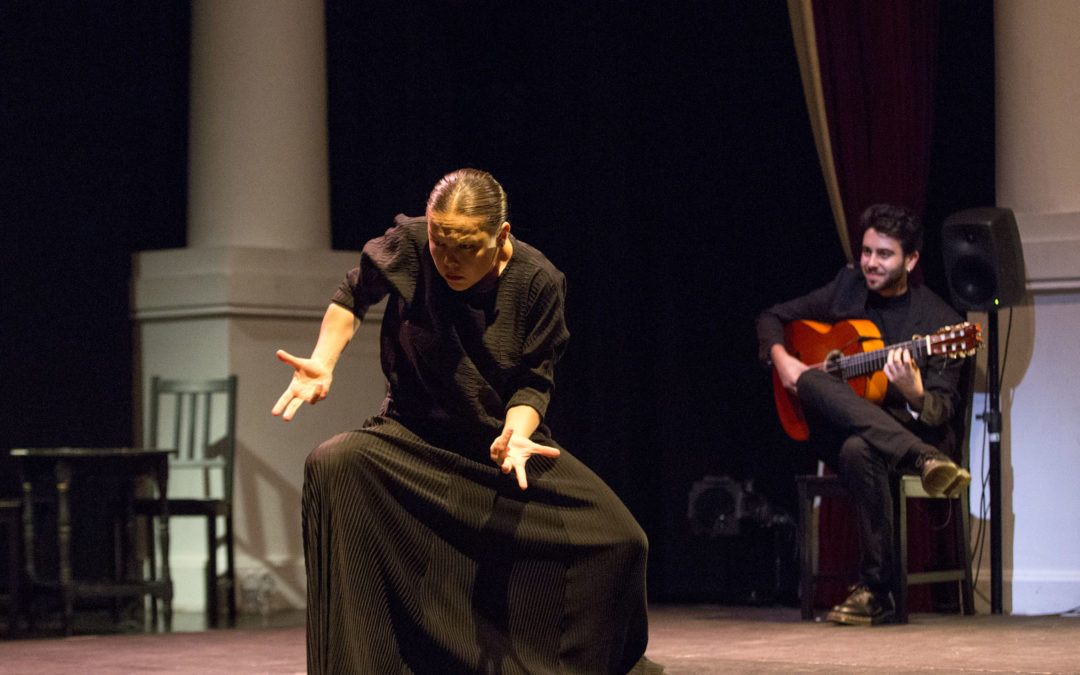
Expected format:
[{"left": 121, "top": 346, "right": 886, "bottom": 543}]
[{"left": 1, "top": 1, "right": 992, "bottom": 603}]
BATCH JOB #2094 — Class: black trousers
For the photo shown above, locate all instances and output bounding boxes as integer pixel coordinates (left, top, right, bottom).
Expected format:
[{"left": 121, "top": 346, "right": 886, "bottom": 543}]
[{"left": 796, "top": 369, "right": 938, "bottom": 591}]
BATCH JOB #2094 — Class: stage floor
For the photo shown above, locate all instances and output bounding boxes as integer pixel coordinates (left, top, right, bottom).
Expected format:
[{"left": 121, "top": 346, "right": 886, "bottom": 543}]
[{"left": 1, "top": 604, "right": 1078, "bottom": 674}]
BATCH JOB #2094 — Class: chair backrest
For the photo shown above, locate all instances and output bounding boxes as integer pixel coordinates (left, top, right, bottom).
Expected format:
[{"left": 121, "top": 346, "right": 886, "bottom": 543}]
[
  {"left": 949, "top": 356, "right": 978, "bottom": 471},
  {"left": 146, "top": 375, "right": 238, "bottom": 503}
]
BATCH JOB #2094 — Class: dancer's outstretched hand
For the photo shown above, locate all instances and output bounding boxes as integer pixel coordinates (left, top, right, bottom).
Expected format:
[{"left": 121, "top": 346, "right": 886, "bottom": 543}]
[
  {"left": 489, "top": 427, "right": 561, "bottom": 490},
  {"left": 271, "top": 349, "right": 333, "bottom": 421}
]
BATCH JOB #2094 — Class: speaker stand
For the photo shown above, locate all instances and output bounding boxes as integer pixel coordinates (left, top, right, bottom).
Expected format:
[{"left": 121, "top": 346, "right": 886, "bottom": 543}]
[{"left": 980, "top": 309, "right": 1004, "bottom": 614}]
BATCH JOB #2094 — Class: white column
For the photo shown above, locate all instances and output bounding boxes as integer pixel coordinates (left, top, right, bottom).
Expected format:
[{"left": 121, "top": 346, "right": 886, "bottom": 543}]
[
  {"left": 967, "top": 0, "right": 1080, "bottom": 615},
  {"left": 188, "top": 0, "right": 330, "bottom": 249},
  {"left": 132, "top": 1, "right": 384, "bottom": 613}
]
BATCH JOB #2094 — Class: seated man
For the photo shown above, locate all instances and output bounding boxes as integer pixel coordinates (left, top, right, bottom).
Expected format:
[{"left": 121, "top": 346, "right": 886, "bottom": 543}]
[{"left": 755, "top": 204, "right": 971, "bottom": 625}]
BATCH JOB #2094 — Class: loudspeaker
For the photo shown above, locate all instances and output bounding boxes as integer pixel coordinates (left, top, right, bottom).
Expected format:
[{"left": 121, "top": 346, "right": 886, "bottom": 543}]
[{"left": 941, "top": 207, "right": 1027, "bottom": 312}]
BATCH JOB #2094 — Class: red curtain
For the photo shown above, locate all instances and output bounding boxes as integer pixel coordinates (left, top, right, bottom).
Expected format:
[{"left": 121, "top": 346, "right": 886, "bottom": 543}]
[
  {"left": 809, "top": 0, "right": 961, "bottom": 613},
  {"left": 813, "top": 0, "right": 939, "bottom": 263}
]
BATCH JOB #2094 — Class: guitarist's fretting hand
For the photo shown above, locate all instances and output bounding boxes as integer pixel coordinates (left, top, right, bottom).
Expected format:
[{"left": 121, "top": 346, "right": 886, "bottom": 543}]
[
  {"left": 771, "top": 344, "right": 809, "bottom": 395},
  {"left": 884, "top": 348, "right": 924, "bottom": 411}
]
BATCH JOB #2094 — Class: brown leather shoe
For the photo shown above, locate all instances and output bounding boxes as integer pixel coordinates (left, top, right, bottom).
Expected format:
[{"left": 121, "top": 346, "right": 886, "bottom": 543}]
[
  {"left": 825, "top": 585, "right": 896, "bottom": 626},
  {"left": 920, "top": 456, "right": 972, "bottom": 497}
]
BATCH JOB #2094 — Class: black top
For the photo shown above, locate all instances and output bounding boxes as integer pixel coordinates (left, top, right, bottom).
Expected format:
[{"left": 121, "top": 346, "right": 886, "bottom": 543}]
[{"left": 332, "top": 215, "right": 570, "bottom": 456}]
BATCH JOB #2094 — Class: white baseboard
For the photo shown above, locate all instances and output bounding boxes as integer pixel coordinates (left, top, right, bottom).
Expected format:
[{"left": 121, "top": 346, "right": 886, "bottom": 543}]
[
  {"left": 973, "top": 569, "right": 1080, "bottom": 616},
  {"left": 1011, "top": 570, "right": 1080, "bottom": 615}
]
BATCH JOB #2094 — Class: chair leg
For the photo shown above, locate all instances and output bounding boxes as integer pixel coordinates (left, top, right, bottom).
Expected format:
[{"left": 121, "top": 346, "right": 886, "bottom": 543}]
[
  {"left": 893, "top": 479, "right": 910, "bottom": 624},
  {"left": 224, "top": 515, "right": 236, "bottom": 626},
  {"left": 957, "top": 492, "right": 976, "bottom": 615},
  {"left": 3, "top": 513, "right": 22, "bottom": 638},
  {"left": 146, "top": 513, "right": 158, "bottom": 629},
  {"left": 206, "top": 515, "right": 219, "bottom": 628},
  {"left": 797, "top": 481, "right": 816, "bottom": 621}
]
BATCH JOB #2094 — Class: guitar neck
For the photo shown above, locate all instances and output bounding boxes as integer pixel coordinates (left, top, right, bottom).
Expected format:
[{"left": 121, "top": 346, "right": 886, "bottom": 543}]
[{"left": 823, "top": 336, "right": 927, "bottom": 379}]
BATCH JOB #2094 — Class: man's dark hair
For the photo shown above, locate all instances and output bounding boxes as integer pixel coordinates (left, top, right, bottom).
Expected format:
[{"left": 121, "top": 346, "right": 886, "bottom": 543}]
[{"left": 860, "top": 204, "right": 923, "bottom": 255}]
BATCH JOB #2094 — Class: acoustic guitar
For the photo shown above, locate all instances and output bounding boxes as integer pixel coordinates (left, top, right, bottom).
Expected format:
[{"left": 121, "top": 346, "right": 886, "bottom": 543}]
[{"left": 772, "top": 320, "right": 981, "bottom": 440}]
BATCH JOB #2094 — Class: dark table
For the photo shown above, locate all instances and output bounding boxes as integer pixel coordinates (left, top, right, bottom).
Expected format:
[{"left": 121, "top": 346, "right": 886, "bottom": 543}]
[{"left": 10, "top": 447, "right": 174, "bottom": 634}]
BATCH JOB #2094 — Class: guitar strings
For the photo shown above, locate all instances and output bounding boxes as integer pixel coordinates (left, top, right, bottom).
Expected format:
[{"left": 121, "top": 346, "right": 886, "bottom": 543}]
[{"left": 832, "top": 325, "right": 977, "bottom": 378}]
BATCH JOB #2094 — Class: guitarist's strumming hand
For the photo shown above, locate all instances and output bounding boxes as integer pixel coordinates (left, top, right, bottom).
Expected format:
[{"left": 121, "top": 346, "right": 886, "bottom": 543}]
[
  {"left": 884, "top": 348, "right": 924, "bottom": 411},
  {"left": 771, "top": 344, "right": 809, "bottom": 395}
]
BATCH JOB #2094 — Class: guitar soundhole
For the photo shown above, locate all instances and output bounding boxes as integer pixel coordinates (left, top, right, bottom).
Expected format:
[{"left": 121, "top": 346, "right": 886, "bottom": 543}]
[{"left": 824, "top": 349, "right": 844, "bottom": 378}]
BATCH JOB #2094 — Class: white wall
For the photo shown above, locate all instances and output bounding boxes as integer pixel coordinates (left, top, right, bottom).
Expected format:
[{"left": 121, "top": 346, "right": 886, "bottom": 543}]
[
  {"left": 975, "top": 0, "right": 1080, "bottom": 615},
  {"left": 132, "top": 247, "right": 386, "bottom": 612}
]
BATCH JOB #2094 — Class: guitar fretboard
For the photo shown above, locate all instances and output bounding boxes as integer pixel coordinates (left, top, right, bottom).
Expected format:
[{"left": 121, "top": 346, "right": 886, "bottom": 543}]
[{"left": 824, "top": 337, "right": 927, "bottom": 378}]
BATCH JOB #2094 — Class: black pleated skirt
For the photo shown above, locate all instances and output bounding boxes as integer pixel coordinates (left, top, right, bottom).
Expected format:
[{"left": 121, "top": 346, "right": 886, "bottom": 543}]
[{"left": 303, "top": 416, "right": 660, "bottom": 674}]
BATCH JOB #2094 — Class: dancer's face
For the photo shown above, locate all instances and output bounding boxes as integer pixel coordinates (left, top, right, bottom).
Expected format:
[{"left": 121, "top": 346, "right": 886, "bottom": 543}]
[{"left": 427, "top": 211, "right": 507, "bottom": 291}]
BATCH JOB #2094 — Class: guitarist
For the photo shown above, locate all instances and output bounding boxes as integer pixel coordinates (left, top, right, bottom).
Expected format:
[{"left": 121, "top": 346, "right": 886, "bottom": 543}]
[{"left": 755, "top": 204, "right": 971, "bottom": 626}]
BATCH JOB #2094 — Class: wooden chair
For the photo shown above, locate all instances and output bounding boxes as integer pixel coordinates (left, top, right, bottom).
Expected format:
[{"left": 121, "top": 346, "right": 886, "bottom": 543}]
[
  {"left": 135, "top": 375, "right": 238, "bottom": 628},
  {"left": 893, "top": 471, "right": 975, "bottom": 621},
  {"left": 796, "top": 360, "right": 976, "bottom": 623}
]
